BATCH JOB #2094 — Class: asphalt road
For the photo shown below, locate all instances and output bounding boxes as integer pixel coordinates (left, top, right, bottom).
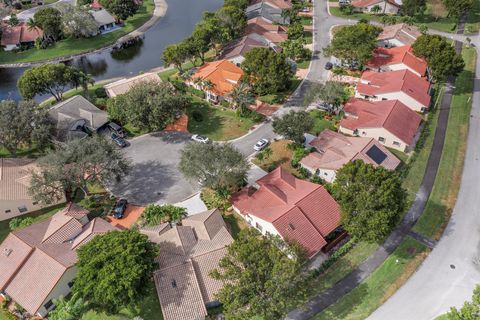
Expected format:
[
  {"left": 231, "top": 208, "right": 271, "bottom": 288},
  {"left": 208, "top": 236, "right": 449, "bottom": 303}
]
[
  {"left": 16, "top": 0, "right": 75, "bottom": 21},
  {"left": 368, "top": 33, "right": 480, "bottom": 320}
]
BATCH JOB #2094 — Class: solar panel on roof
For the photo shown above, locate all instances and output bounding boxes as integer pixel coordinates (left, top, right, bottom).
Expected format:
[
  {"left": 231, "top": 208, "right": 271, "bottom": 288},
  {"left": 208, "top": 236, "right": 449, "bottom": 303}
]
[{"left": 366, "top": 145, "right": 387, "bottom": 165}]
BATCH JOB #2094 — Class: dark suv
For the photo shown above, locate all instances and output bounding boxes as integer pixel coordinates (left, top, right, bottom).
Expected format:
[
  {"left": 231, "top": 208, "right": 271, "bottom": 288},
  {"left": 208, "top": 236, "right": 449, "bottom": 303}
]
[
  {"left": 113, "top": 199, "right": 128, "bottom": 219},
  {"left": 107, "top": 122, "right": 126, "bottom": 138}
]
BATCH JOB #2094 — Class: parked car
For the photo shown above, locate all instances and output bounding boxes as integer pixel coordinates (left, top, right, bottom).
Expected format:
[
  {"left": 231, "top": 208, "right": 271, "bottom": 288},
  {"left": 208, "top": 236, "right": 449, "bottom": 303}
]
[
  {"left": 254, "top": 139, "right": 269, "bottom": 151},
  {"left": 191, "top": 134, "right": 209, "bottom": 143},
  {"left": 325, "top": 62, "right": 333, "bottom": 70},
  {"left": 113, "top": 199, "right": 128, "bottom": 219},
  {"left": 107, "top": 122, "right": 126, "bottom": 138},
  {"left": 111, "top": 133, "right": 127, "bottom": 148},
  {"left": 339, "top": 0, "right": 350, "bottom": 6}
]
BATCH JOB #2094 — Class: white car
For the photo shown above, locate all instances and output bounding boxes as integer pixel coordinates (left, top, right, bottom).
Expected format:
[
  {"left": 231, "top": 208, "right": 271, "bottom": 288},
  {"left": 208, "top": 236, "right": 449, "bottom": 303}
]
[
  {"left": 191, "top": 134, "right": 209, "bottom": 143},
  {"left": 254, "top": 139, "right": 269, "bottom": 151}
]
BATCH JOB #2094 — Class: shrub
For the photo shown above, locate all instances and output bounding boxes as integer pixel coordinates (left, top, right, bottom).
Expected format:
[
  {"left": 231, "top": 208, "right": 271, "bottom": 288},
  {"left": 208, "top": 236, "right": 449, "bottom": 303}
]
[
  {"left": 94, "top": 87, "right": 107, "bottom": 98},
  {"left": 297, "top": 166, "right": 310, "bottom": 179},
  {"left": 142, "top": 204, "right": 187, "bottom": 226},
  {"left": 311, "top": 239, "right": 356, "bottom": 277},
  {"left": 191, "top": 110, "right": 203, "bottom": 122},
  {"left": 291, "top": 147, "right": 310, "bottom": 167},
  {"left": 267, "top": 163, "right": 277, "bottom": 172},
  {"left": 200, "top": 188, "right": 231, "bottom": 210},
  {"left": 255, "top": 152, "right": 265, "bottom": 161},
  {"left": 9, "top": 217, "right": 34, "bottom": 231},
  {"left": 310, "top": 174, "right": 323, "bottom": 185}
]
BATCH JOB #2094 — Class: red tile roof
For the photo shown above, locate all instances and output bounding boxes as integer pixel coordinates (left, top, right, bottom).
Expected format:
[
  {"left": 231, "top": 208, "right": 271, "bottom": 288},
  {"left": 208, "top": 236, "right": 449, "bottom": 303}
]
[
  {"left": 91, "top": 0, "right": 103, "bottom": 9},
  {"left": 0, "top": 23, "right": 43, "bottom": 46},
  {"left": 367, "top": 45, "right": 428, "bottom": 77},
  {"left": 341, "top": 98, "right": 422, "bottom": 144},
  {"left": 231, "top": 167, "right": 341, "bottom": 257},
  {"left": 357, "top": 69, "right": 431, "bottom": 109},
  {"left": 245, "top": 17, "right": 288, "bottom": 44}
]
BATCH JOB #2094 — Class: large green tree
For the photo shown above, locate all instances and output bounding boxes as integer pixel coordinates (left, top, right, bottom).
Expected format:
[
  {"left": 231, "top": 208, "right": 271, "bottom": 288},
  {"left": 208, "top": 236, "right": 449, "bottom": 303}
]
[
  {"left": 211, "top": 228, "right": 306, "bottom": 319},
  {"left": 331, "top": 161, "right": 406, "bottom": 242},
  {"left": 303, "top": 81, "right": 348, "bottom": 109},
  {"left": 142, "top": 204, "right": 188, "bottom": 226},
  {"left": 18, "top": 63, "right": 93, "bottom": 101},
  {"left": 442, "top": 0, "right": 474, "bottom": 18},
  {"left": 29, "top": 135, "right": 131, "bottom": 204},
  {"left": 287, "top": 22, "right": 304, "bottom": 40},
  {"left": 445, "top": 285, "right": 480, "bottom": 319},
  {"left": 107, "top": 81, "right": 188, "bottom": 132},
  {"left": 401, "top": 0, "right": 426, "bottom": 17},
  {"left": 215, "top": 5, "right": 247, "bottom": 40},
  {"left": 73, "top": 230, "right": 159, "bottom": 314},
  {"left": 57, "top": 3, "right": 98, "bottom": 38},
  {"left": 162, "top": 43, "right": 189, "bottom": 72},
  {"left": 228, "top": 81, "right": 255, "bottom": 116},
  {"left": 323, "top": 22, "right": 382, "bottom": 66},
  {"left": 272, "top": 110, "right": 314, "bottom": 144},
  {"left": 33, "top": 7, "right": 63, "bottom": 40},
  {"left": 99, "top": 0, "right": 139, "bottom": 20},
  {"left": 241, "top": 48, "right": 294, "bottom": 95},
  {"left": 179, "top": 142, "right": 249, "bottom": 191},
  {"left": 281, "top": 38, "right": 310, "bottom": 62},
  {"left": 0, "top": 100, "right": 52, "bottom": 156},
  {"left": 412, "top": 34, "right": 465, "bottom": 81}
]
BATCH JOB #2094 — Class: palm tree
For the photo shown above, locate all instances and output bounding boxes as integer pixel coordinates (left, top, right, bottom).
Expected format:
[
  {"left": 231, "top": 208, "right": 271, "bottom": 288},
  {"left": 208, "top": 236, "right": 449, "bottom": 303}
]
[
  {"left": 201, "top": 79, "right": 215, "bottom": 92},
  {"left": 26, "top": 17, "right": 39, "bottom": 31},
  {"left": 371, "top": 5, "right": 381, "bottom": 14},
  {"left": 228, "top": 81, "right": 255, "bottom": 117}
]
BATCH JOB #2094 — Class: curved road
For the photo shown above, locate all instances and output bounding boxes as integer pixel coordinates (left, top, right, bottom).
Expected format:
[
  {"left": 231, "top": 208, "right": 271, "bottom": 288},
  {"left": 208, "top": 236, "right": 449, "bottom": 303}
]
[{"left": 369, "top": 33, "right": 480, "bottom": 320}]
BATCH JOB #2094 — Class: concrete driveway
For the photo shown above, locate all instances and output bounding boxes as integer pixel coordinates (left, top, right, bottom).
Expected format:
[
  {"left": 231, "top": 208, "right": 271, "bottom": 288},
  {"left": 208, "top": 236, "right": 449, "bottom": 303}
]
[{"left": 109, "top": 131, "right": 199, "bottom": 206}]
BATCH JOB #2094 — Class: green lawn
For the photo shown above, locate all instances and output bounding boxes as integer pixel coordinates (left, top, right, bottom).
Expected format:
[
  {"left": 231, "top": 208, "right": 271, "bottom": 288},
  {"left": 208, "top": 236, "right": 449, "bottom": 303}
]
[
  {"left": 308, "top": 110, "right": 337, "bottom": 135},
  {"left": 82, "top": 281, "right": 162, "bottom": 320},
  {"left": 312, "top": 237, "right": 429, "bottom": 320},
  {"left": 413, "top": 46, "right": 476, "bottom": 239},
  {"left": 299, "top": 16, "right": 313, "bottom": 25},
  {"left": 0, "top": 145, "right": 47, "bottom": 158},
  {"left": 465, "top": 0, "right": 480, "bottom": 34},
  {"left": 187, "top": 98, "right": 262, "bottom": 141},
  {"left": 0, "top": 0, "right": 155, "bottom": 64}
]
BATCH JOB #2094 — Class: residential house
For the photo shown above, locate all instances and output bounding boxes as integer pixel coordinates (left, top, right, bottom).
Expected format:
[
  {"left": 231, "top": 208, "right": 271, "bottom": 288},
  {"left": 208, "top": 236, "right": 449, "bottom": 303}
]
[
  {"left": 244, "top": 17, "right": 288, "bottom": 48},
  {"left": 300, "top": 129, "right": 400, "bottom": 182},
  {"left": 48, "top": 95, "right": 109, "bottom": 142},
  {"left": 219, "top": 35, "right": 268, "bottom": 66},
  {"left": 0, "top": 158, "right": 64, "bottom": 221},
  {"left": 377, "top": 23, "right": 422, "bottom": 48},
  {"left": 142, "top": 209, "right": 233, "bottom": 320},
  {"left": 0, "top": 22, "right": 43, "bottom": 51},
  {"left": 355, "top": 69, "right": 432, "bottom": 112},
  {"left": 0, "top": 203, "right": 118, "bottom": 318},
  {"left": 104, "top": 72, "right": 161, "bottom": 98},
  {"left": 91, "top": 9, "right": 117, "bottom": 34},
  {"left": 366, "top": 45, "right": 428, "bottom": 77},
  {"left": 187, "top": 59, "right": 244, "bottom": 103},
  {"left": 350, "top": 0, "right": 400, "bottom": 14},
  {"left": 231, "top": 167, "right": 341, "bottom": 258},
  {"left": 339, "top": 98, "right": 423, "bottom": 152},
  {"left": 246, "top": 0, "right": 293, "bottom": 24}
]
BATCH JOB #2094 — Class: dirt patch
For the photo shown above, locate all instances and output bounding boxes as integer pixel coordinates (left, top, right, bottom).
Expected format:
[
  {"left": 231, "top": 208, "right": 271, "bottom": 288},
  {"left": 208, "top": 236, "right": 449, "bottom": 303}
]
[
  {"left": 164, "top": 113, "right": 189, "bottom": 132},
  {"left": 252, "top": 140, "right": 299, "bottom": 175}
]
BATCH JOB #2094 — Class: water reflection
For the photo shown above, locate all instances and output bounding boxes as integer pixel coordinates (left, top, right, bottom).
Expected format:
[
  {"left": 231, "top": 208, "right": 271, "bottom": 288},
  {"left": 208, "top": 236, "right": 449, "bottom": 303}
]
[
  {"left": 110, "top": 38, "right": 144, "bottom": 62},
  {"left": 72, "top": 56, "right": 109, "bottom": 77}
]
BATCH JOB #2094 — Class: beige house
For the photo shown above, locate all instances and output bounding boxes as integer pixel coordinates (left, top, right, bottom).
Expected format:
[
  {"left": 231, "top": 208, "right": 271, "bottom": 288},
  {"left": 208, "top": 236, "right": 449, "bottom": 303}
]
[
  {"left": 351, "top": 0, "right": 400, "bottom": 14},
  {"left": 0, "top": 158, "right": 64, "bottom": 221},
  {"left": 142, "top": 209, "right": 233, "bottom": 320},
  {"left": 0, "top": 203, "right": 118, "bottom": 318},
  {"left": 104, "top": 72, "right": 162, "bottom": 98},
  {"left": 377, "top": 23, "right": 422, "bottom": 48}
]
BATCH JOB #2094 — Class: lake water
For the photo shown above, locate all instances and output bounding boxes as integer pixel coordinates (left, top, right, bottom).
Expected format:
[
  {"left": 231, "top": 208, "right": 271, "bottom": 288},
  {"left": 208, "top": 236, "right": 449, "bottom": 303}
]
[{"left": 0, "top": 0, "right": 223, "bottom": 101}]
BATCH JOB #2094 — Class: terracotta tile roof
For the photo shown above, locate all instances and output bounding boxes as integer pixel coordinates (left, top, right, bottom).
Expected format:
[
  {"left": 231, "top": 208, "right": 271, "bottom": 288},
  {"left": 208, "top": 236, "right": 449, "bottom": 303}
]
[
  {"left": 300, "top": 129, "right": 400, "bottom": 171},
  {"left": 367, "top": 45, "right": 428, "bottom": 76},
  {"left": 248, "top": 100, "right": 279, "bottom": 116},
  {"left": 357, "top": 70, "right": 431, "bottom": 108},
  {"left": 190, "top": 60, "right": 244, "bottom": 96},
  {"left": 377, "top": 23, "right": 421, "bottom": 46},
  {"left": 0, "top": 158, "right": 36, "bottom": 202},
  {"left": 231, "top": 167, "right": 341, "bottom": 257},
  {"left": 219, "top": 36, "right": 267, "bottom": 60},
  {"left": 91, "top": 0, "right": 102, "bottom": 10},
  {"left": 0, "top": 204, "right": 118, "bottom": 315},
  {"left": 0, "top": 23, "right": 43, "bottom": 46},
  {"left": 341, "top": 98, "right": 423, "bottom": 144},
  {"left": 104, "top": 72, "right": 161, "bottom": 98},
  {"left": 146, "top": 209, "right": 233, "bottom": 320},
  {"left": 351, "top": 0, "right": 399, "bottom": 8},
  {"left": 245, "top": 17, "right": 288, "bottom": 44}
]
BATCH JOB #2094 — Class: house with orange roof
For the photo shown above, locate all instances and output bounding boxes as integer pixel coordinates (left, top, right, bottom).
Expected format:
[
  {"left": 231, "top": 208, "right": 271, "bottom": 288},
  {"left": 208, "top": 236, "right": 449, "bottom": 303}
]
[
  {"left": 231, "top": 167, "right": 342, "bottom": 258},
  {"left": 244, "top": 17, "right": 288, "bottom": 48},
  {"left": 300, "top": 129, "right": 400, "bottom": 182},
  {"left": 355, "top": 69, "right": 432, "bottom": 112},
  {"left": 0, "top": 203, "right": 118, "bottom": 318},
  {"left": 1, "top": 22, "right": 43, "bottom": 51},
  {"left": 366, "top": 45, "right": 428, "bottom": 77},
  {"left": 339, "top": 98, "right": 423, "bottom": 152},
  {"left": 351, "top": 0, "right": 400, "bottom": 14},
  {"left": 187, "top": 59, "right": 244, "bottom": 103}
]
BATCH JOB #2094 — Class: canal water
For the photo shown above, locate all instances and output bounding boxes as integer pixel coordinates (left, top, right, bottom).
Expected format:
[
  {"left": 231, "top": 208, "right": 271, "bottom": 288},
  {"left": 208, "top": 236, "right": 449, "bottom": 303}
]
[{"left": 0, "top": 0, "right": 223, "bottom": 101}]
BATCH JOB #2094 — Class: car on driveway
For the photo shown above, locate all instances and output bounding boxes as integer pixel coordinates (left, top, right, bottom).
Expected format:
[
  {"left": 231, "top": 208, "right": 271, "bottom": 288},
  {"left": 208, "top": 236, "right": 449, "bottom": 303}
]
[
  {"left": 325, "top": 62, "right": 333, "bottom": 70},
  {"left": 191, "top": 134, "right": 209, "bottom": 143},
  {"left": 111, "top": 133, "right": 127, "bottom": 148},
  {"left": 254, "top": 139, "right": 269, "bottom": 151},
  {"left": 113, "top": 199, "right": 128, "bottom": 219},
  {"left": 107, "top": 122, "right": 126, "bottom": 138}
]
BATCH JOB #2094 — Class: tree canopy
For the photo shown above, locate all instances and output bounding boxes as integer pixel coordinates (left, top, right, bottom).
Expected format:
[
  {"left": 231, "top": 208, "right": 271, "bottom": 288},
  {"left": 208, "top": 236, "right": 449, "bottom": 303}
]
[
  {"left": 445, "top": 284, "right": 480, "bottom": 319},
  {"left": 412, "top": 34, "right": 465, "bottom": 81},
  {"left": 442, "top": 0, "right": 474, "bottom": 18},
  {"left": 303, "top": 81, "right": 348, "bottom": 109},
  {"left": 211, "top": 228, "right": 306, "bottom": 319},
  {"left": 241, "top": 48, "right": 294, "bottom": 95},
  {"left": 73, "top": 230, "right": 159, "bottom": 314},
  {"left": 401, "top": 0, "right": 426, "bottom": 17},
  {"left": 0, "top": 99, "right": 52, "bottom": 156},
  {"left": 179, "top": 142, "right": 249, "bottom": 191},
  {"left": 272, "top": 110, "right": 314, "bottom": 144},
  {"left": 33, "top": 7, "right": 63, "bottom": 40},
  {"left": 107, "top": 81, "right": 189, "bottom": 132},
  {"left": 18, "top": 63, "right": 93, "bottom": 101},
  {"left": 331, "top": 161, "right": 406, "bottom": 242},
  {"left": 142, "top": 204, "right": 188, "bottom": 226},
  {"left": 99, "top": 0, "right": 139, "bottom": 20},
  {"left": 281, "top": 38, "right": 310, "bottom": 62},
  {"left": 29, "top": 135, "right": 131, "bottom": 204},
  {"left": 323, "top": 22, "right": 382, "bottom": 66},
  {"left": 57, "top": 3, "right": 98, "bottom": 38},
  {"left": 48, "top": 294, "right": 88, "bottom": 320}
]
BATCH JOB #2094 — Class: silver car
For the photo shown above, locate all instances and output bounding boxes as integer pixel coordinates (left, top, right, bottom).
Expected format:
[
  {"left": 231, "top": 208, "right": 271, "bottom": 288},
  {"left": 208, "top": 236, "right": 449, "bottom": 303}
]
[{"left": 254, "top": 139, "right": 269, "bottom": 151}]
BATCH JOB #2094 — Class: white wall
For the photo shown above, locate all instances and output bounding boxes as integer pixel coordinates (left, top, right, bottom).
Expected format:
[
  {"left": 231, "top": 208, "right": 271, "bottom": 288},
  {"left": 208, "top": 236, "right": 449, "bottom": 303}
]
[
  {"left": 36, "top": 267, "right": 77, "bottom": 318},
  {"left": 355, "top": 90, "right": 428, "bottom": 112},
  {"left": 233, "top": 206, "right": 280, "bottom": 237},
  {"left": 227, "top": 55, "right": 245, "bottom": 67},
  {"left": 377, "top": 39, "right": 405, "bottom": 48},
  {"left": 300, "top": 162, "right": 337, "bottom": 183},
  {"left": 354, "top": 1, "right": 399, "bottom": 14},
  {"left": 367, "top": 63, "right": 423, "bottom": 77},
  {"left": 339, "top": 125, "right": 409, "bottom": 152}
]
